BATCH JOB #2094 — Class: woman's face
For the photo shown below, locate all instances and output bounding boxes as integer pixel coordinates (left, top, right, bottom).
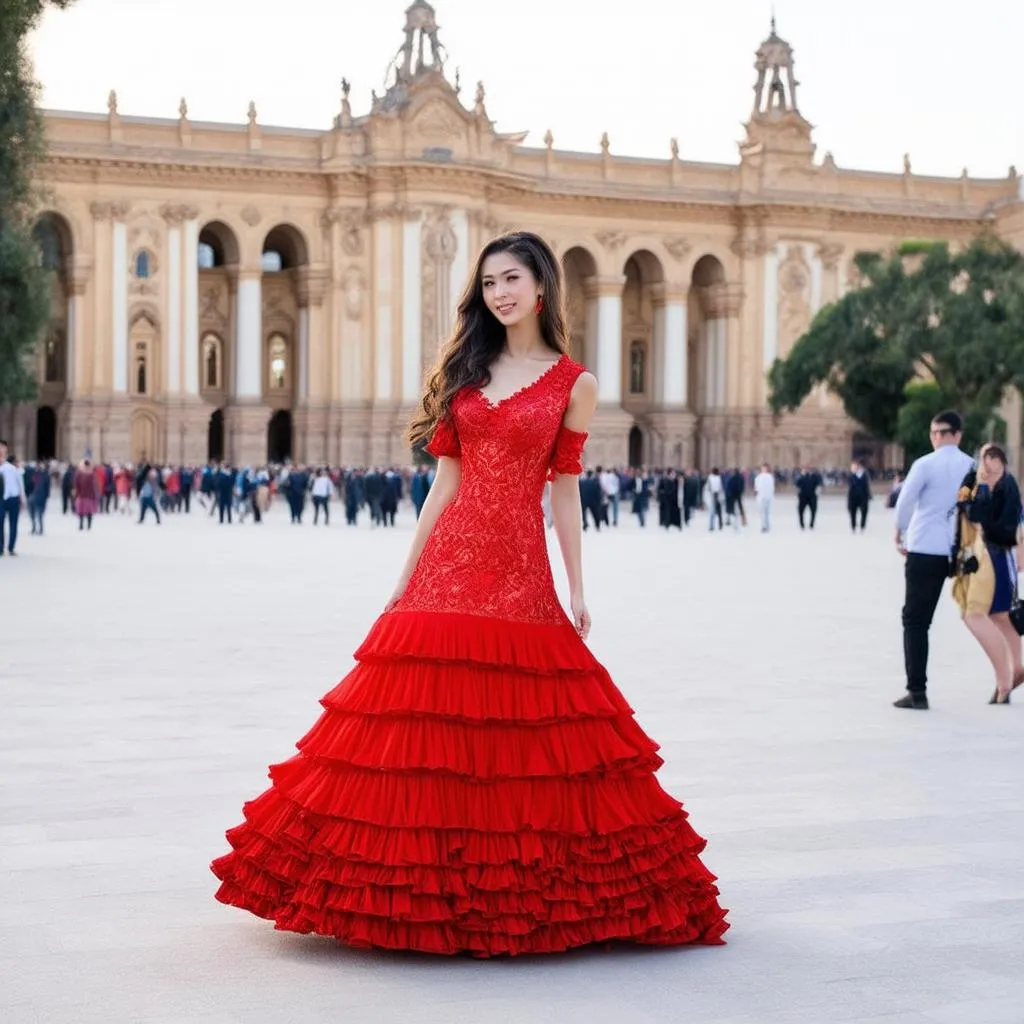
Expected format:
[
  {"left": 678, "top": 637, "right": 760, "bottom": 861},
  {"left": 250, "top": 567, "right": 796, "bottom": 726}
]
[
  {"left": 480, "top": 252, "right": 541, "bottom": 328},
  {"left": 982, "top": 450, "right": 1006, "bottom": 479}
]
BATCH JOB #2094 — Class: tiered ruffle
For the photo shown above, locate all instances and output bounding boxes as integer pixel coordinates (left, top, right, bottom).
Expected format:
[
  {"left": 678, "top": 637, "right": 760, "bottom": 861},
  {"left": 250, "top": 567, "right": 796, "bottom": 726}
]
[{"left": 212, "top": 609, "right": 728, "bottom": 956}]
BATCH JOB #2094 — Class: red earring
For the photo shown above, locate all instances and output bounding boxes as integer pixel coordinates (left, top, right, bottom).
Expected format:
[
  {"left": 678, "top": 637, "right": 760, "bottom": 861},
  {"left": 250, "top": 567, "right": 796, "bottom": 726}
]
[{"left": 535, "top": 296, "right": 544, "bottom": 314}]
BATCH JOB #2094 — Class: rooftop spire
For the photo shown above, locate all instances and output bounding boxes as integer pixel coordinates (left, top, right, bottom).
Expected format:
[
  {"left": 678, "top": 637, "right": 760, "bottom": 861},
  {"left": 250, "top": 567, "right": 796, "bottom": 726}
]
[
  {"left": 752, "top": 17, "right": 799, "bottom": 117},
  {"left": 388, "top": 2, "right": 447, "bottom": 86}
]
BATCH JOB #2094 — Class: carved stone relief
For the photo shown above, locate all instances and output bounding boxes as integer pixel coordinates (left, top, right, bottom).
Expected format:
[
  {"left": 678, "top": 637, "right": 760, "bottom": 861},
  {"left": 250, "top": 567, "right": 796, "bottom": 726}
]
[
  {"left": 342, "top": 266, "right": 365, "bottom": 320},
  {"left": 595, "top": 230, "right": 627, "bottom": 251},
  {"left": 777, "top": 245, "right": 811, "bottom": 356},
  {"left": 663, "top": 236, "right": 691, "bottom": 261},
  {"left": 422, "top": 207, "right": 458, "bottom": 370},
  {"left": 240, "top": 205, "right": 261, "bottom": 227}
]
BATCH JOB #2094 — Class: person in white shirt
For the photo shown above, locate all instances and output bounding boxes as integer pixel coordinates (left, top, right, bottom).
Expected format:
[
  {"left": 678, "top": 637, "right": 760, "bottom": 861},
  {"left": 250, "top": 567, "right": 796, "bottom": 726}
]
[
  {"left": 753, "top": 463, "right": 775, "bottom": 533},
  {"left": 599, "top": 467, "right": 620, "bottom": 527},
  {"left": 0, "top": 439, "right": 27, "bottom": 557},
  {"left": 892, "top": 410, "right": 976, "bottom": 710},
  {"left": 311, "top": 468, "right": 334, "bottom": 526},
  {"left": 704, "top": 468, "right": 724, "bottom": 531}
]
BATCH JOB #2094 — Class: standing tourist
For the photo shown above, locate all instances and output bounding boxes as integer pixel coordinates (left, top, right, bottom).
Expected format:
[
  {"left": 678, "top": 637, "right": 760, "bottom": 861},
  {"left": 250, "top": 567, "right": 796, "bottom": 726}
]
[
  {"left": 847, "top": 459, "right": 871, "bottom": 532},
  {"left": 892, "top": 411, "right": 975, "bottom": 709},
  {"left": 410, "top": 465, "right": 431, "bottom": 519},
  {"left": 138, "top": 470, "right": 162, "bottom": 525},
  {"left": 632, "top": 469, "right": 651, "bottom": 528},
  {"left": 311, "top": 468, "right": 333, "bottom": 525},
  {"left": 0, "top": 440, "right": 26, "bottom": 556},
  {"left": 754, "top": 463, "right": 775, "bottom": 532},
  {"left": 73, "top": 459, "right": 99, "bottom": 531},
  {"left": 951, "top": 443, "right": 1024, "bottom": 704},
  {"left": 28, "top": 462, "right": 51, "bottom": 535},
  {"left": 704, "top": 468, "right": 724, "bottom": 532},
  {"left": 599, "top": 464, "right": 621, "bottom": 527},
  {"left": 795, "top": 465, "right": 822, "bottom": 530},
  {"left": 212, "top": 231, "right": 728, "bottom": 955}
]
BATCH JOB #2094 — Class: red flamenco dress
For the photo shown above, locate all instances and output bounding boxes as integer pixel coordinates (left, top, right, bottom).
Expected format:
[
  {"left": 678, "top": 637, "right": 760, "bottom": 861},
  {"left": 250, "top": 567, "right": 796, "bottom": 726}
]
[{"left": 212, "top": 354, "right": 728, "bottom": 956}]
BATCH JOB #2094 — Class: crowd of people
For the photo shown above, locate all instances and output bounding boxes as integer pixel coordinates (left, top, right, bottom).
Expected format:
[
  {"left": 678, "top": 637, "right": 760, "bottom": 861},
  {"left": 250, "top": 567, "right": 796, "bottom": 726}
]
[{"left": 0, "top": 440, "right": 899, "bottom": 558}]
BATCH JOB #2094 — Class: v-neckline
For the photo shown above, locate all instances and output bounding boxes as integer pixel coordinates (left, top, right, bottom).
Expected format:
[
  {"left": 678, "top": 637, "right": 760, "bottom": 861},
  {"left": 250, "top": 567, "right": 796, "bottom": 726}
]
[{"left": 473, "top": 356, "right": 565, "bottom": 411}]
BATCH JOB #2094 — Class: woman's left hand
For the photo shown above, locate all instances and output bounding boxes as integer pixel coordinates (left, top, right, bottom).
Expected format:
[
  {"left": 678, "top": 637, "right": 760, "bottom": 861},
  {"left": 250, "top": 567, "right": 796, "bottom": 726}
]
[{"left": 570, "top": 594, "right": 591, "bottom": 642}]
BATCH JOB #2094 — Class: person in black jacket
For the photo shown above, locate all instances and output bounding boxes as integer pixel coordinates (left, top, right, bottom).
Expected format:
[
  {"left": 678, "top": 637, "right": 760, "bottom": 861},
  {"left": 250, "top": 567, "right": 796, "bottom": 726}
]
[
  {"left": 795, "top": 466, "right": 823, "bottom": 529},
  {"left": 579, "top": 470, "right": 603, "bottom": 531},
  {"left": 847, "top": 460, "right": 872, "bottom": 532}
]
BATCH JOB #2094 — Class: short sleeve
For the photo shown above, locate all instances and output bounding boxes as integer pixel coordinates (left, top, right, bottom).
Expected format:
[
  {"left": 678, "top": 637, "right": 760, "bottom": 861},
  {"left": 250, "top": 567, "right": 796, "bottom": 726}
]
[
  {"left": 547, "top": 426, "right": 588, "bottom": 480},
  {"left": 425, "top": 415, "right": 461, "bottom": 459}
]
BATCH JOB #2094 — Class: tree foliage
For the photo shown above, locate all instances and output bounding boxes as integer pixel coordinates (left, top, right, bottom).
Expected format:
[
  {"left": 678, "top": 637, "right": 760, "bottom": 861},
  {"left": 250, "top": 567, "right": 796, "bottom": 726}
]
[
  {"left": 0, "top": 0, "right": 75, "bottom": 408},
  {"left": 768, "top": 237, "right": 1024, "bottom": 459}
]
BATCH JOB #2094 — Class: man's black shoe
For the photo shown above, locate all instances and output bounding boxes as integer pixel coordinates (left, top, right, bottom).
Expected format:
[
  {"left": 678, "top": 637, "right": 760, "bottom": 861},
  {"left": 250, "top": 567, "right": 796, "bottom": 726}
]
[{"left": 893, "top": 692, "right": 929, "bottom": 710}]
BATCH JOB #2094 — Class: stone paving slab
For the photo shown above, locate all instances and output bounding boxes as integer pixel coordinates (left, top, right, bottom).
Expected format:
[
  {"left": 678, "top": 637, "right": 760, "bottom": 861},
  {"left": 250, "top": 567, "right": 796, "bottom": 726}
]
[{"left": 2, "top": 496, "right": 1022, "bottom": 1024}]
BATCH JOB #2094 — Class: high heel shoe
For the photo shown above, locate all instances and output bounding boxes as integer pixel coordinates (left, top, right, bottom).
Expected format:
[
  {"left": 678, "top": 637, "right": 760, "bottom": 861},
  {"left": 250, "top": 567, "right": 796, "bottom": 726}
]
[{"left": 989, "top": 688, "right": 1012, "bottom": 705}]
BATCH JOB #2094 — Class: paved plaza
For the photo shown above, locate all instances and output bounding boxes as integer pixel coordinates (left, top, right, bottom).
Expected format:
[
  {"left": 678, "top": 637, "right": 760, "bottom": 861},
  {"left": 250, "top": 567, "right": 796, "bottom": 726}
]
[{"left": 2, "top": 495, "right": 1022, "bottom": 1024}]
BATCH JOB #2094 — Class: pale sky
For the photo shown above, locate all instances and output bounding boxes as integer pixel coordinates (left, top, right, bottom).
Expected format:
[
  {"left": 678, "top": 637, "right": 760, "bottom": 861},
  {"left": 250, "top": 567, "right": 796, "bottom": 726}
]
[{"left": 29, "top": 0, "right": 1023, "bottom": 178}]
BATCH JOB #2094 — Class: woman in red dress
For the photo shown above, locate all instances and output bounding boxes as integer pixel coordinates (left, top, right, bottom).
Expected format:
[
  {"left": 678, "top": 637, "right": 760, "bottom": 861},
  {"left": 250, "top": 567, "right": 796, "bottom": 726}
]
[{"left": 212, "top": 231, "right": 728, "bottom": 956}]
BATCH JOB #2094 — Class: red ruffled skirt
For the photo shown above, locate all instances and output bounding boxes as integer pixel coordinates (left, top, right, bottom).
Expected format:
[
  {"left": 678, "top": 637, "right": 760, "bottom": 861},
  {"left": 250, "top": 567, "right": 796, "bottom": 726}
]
[{"left": 211, "top": 610, "right": 728, "bottom": 956}]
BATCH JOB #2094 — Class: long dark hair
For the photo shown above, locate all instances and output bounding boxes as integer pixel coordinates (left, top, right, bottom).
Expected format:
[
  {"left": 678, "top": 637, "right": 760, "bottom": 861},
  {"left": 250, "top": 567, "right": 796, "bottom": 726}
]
[{"left": 408, "top": 231, "right": 571, "bottom": 446}]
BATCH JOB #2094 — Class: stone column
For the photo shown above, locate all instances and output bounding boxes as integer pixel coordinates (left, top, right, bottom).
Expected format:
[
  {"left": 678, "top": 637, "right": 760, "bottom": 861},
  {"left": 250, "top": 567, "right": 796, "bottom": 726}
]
[
  {"left": 646, "top": 282, "right": 696, "bottom": 469},
  {"left": 401, "top": 211, "right": 424, "bottom": 404},
  {"left": 587, "top": 275, "right": 625, "bottom": 405},
  {"left": 228, "top": 268, "right": 268, "bottom": 467},
  {"left": 111, "top": 206, "right": 129, "bottom": 394},
  {"left": 88, "top": 201, "right": 114, "bottom": 394},
  {"left": 161, "top": 204, "right": 184, "bottom": 394},
  {"left": 183, "top": 216, "right": 200, "bottom": 395},
  {"left": 294, "top": 265, "right": 330, "bottom": 464},
  {"left": 372, "top": 216, "right": 393, "bottom": 404},
  {"left": 582, "top": 275, "right": 631, "bottom": 466},
  {"left": 63, "top": 256, "right": 93, "bottom": 460}
]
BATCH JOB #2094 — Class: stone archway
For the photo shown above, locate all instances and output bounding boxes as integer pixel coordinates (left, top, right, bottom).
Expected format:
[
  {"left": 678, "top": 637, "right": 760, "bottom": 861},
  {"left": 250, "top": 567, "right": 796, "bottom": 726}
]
[
  {"left": 620, "top": 250, "right": 664, "bottom": 410},
  {"left": 208, "top": 408, "right": 225, "bottom": 462},
  {"left": 267, "top": 409, "right": 293, "bottom": 464},
  {"left": 36, "top": 406, "right": 57, "bottom": 460}
]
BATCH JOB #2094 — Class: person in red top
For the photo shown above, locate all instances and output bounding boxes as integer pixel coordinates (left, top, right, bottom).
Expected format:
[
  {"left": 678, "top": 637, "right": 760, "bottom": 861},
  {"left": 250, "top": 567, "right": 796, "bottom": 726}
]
[
  {"left": 166, "top": 467, "right": 181, "bottom": 511},
  {"left": 212, "top": 232, "right": 727, "bottom": 956},
  {"left": 73, "top": 459, "right": 99, "bottom": 530},
  {"left": 115, "top": 466, "right": 133, "bottom": 515}
]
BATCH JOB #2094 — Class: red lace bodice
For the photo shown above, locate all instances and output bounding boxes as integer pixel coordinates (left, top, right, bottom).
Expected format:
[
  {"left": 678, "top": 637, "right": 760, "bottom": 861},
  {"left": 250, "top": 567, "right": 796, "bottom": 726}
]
[{"left": 393, "top": 355, "right": 587, "bottom": 625}]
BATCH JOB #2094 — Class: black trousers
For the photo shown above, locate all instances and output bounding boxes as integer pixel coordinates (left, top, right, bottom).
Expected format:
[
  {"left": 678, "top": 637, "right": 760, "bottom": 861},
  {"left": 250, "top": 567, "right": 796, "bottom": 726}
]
[
  {"left": 798, "top": 495, "right": 818, "bottom": 528},
  {"left": 849, "top": 498, "right": 869, "bottom": 531},
  {"left": 902, "top": 553, "right": 950, "bottom": 694}
]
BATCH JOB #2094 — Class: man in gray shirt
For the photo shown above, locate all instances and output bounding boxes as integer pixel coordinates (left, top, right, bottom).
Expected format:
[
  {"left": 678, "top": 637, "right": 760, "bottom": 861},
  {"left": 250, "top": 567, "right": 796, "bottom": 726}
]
[{"left": 892, "top": 411, "right": 976, "bottom": 709}]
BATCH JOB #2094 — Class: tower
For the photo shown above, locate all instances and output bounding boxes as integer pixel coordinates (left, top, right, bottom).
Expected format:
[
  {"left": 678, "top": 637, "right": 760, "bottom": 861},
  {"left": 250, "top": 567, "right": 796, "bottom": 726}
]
[
  {"left": 375, "top": 1, "right": 450, "bottom": 112},
  {"left": 740, "top": 18, "right": 815, "bottom": 184}
]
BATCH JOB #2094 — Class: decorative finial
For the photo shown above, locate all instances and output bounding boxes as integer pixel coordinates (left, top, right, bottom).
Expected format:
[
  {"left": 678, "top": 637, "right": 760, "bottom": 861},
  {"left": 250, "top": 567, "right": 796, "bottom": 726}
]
[
  {"left": 474, "top": 81, "right": 486, "bottom": 114},
  {"left": 247, "top": 101, "right": 258, "bottom": 126},
  {"left": 339, "top": 78, "right": 352, "bottom": 126},
  {"left": 1010, "top": 165, "right": 1019, "bottom": 179},
  {"left": 600, "top": 132, "right": 610, "bottom": 155},
  {"left": 771, "top": 6, "right": 776, "bottom": 34},
  {"left": 903, "top": 152, "right": 912, "bottom": 175},
  {"left": 107, "top": 90, "right": 118, "bottom": 116},
  {"left": 178, "top": 97, "right": 188, "bottom": 120},
  {"left": 454, "top": 67, "right": 461, "bottom": 94},
  {"left": 670, "top": 137, "right": 679, "bottom": 160},
  {"left": 961, "top": 166, "right": 969, "bottom": 179},
  {"left": 543, "top": 129, "right": 554, "bottom": 150}
]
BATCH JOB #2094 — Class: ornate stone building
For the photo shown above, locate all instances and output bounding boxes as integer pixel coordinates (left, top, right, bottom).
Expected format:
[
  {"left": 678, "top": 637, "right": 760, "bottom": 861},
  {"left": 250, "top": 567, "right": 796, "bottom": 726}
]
[{"left": 15, "top": 3, "right": 1024, "bottom": 469}]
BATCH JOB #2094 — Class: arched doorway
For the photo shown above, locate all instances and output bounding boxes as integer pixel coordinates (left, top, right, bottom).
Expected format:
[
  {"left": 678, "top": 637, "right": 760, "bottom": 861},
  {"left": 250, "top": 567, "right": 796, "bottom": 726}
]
[
  {"left": 628, "top": 425, "right": 644, "bottom": 468},
  {"left": 267, "top": 410, "right": 292, "bottom": 464},
  {"left": 32, "top": 214, "right": 73, "bottom": 446},
  {"left": 689, "top": 255, "right": 727, "bottom": 412},
  {"left": 36, "top": 406, "right": 57, "bottom": 460},
  {"left": 621, "top": 250, "right": 664, "bottom": 410},
  {"left": 208, "top": 409, "right": 224, "bottom": 462},
  {"left": 197, "top": 221, "right": 239, "bottom": 403},
  {"left": 561, "top": 247, "right": 599, "bottom": 369},
  {"left": 261, "top": 224, "right": 307, "bottom": 459}
]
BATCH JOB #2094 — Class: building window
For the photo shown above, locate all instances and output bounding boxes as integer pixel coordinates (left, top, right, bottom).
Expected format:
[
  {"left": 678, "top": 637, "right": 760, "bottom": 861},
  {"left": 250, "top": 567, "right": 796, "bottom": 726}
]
[
  {"left": 44, "top": 329, "right": 63, "bottom": 383},
  {"left": 135, "top": 347, "right": 148, "bottom": 395},
  {"left": 629, "top": 342, "right": 646, "bottom": 394},
  {"left": 268, "top": 333, "right": 288, "bottom": 390},
  {"left": 198, "top": 242, "right": 216, "bottom": 269},
  {"left": 134, "top": 250, "right": 152, "bottom": 279},
  {"left": 202, "top": 333, "right": 222, "bottom": 390},
  {"left": 34, "top": 219, "right": 62, "bottom": 272},
  {"left": 261, "top": 250, "right": 283, "bottom": 273}
]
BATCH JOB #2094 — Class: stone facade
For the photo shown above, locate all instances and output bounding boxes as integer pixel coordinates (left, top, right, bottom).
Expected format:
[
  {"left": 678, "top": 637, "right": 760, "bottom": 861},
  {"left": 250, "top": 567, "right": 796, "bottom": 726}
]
[{"left": 11, "top": 4, "right": 1024, "bottom": 470}]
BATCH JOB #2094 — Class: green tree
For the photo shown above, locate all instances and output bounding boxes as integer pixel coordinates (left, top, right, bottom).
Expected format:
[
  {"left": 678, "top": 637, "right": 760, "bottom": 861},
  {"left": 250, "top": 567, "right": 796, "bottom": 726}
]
[
  {"left": 0, "top": 0, "right": 75, "bottom": 409},
  {"left": 768, "top": 237, "right": 1024, "bottom": 461}
]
